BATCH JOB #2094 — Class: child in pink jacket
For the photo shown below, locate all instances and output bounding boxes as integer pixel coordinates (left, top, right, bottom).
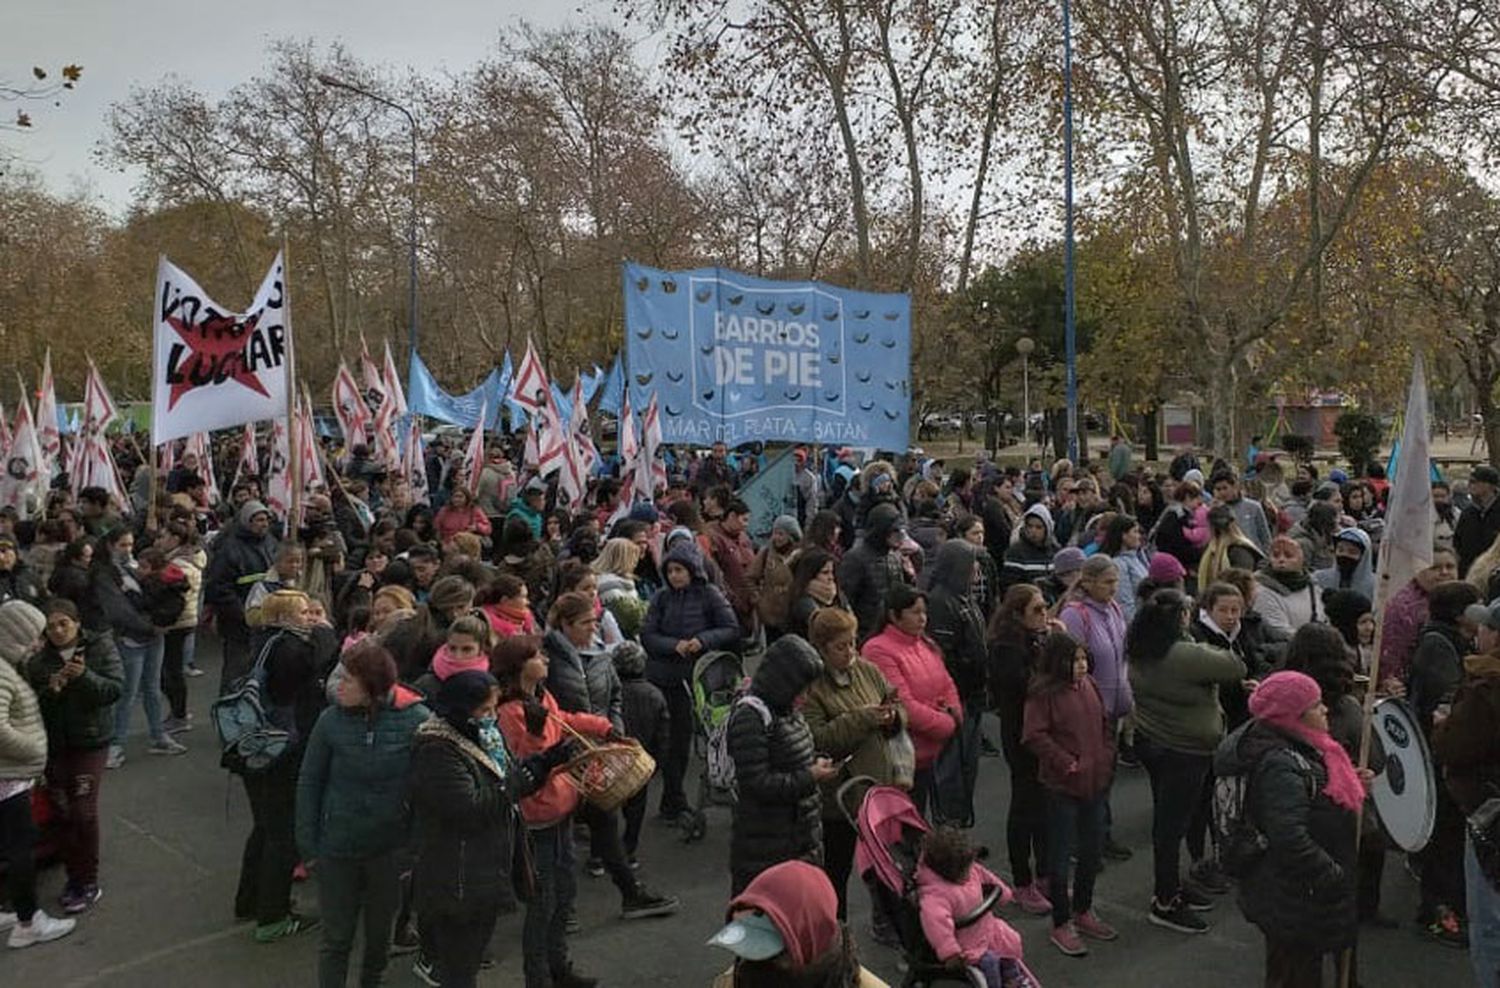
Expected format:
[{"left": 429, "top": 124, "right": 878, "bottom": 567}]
[{"left": 916, "top": 826, "right": 1035, "bottom": 987}]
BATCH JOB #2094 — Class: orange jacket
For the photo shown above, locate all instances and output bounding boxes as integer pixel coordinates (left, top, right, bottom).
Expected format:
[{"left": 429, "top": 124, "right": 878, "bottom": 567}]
[{"left": 498, "top": 687, "right": 611, "bottom": 826}]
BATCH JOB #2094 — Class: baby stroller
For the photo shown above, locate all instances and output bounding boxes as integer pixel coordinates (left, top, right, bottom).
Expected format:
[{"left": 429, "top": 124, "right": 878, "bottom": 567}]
[
  {"left": 680, "top": 649, "right": 747, "bottom": 842},
  {"left": 846, "top": 782, "right": 1040, "bottom": 988}
]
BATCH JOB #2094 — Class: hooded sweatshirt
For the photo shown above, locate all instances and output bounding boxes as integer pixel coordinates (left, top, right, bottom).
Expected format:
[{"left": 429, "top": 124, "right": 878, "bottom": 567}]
[
  {"left": 925, "top": 540, "right": 988, "bottom": 703},
  {"left": 1312, "top": 527, "right": 1374, "bottom": 602},
  {"left": 837, "top": 503, "right": 911, "bottom": 642},
  {"left": 1000, "top": 503, "right": 1056, "bottom": 589},
  {"left": 640, "top": 542, "right": 740, "bottom": 682}
]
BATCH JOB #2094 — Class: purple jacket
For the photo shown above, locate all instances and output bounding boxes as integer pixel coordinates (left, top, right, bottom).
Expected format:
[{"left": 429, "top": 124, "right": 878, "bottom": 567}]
[{"left": 1059, "top": 595, "right": 1133, "bottom": 719}]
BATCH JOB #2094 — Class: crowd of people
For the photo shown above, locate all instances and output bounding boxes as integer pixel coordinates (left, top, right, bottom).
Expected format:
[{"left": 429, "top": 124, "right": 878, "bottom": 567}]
[{"left": 0, "top": 429, "right": 1496, "bottom": 988}]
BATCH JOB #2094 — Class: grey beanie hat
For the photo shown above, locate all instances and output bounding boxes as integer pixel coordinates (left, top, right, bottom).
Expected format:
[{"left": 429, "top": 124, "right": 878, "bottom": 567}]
[
  {"left": 0, "top": 599, "right": 46, "bottom": 665},
  {"left": 772, "top": 514, "right": 803, "bottom": 542}
]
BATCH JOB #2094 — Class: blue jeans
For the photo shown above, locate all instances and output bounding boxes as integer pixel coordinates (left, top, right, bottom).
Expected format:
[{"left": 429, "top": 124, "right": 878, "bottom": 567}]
[
  {"left": 113, "top": 636, "right": 167, "bottom": 745},
  {"left": 1467, "top": 834, "right": 1500, "bottom": 988},
  {"left": 1045, "top": 789, "right": 1106, "bottom": 927},
  {"left": 524, "top": 821, "right": 577, "bottom": 988}
]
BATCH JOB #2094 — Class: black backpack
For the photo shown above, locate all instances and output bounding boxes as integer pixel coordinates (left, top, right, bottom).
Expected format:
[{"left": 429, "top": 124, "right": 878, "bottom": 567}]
[{"left": 211, "top": 632, "right": 293, "bottom": 776}]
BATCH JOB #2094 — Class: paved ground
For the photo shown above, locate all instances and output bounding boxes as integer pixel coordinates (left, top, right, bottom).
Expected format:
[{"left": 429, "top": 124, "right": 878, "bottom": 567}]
[{"left": 8, "top": 636, "right": 1477, "bottom": 987}]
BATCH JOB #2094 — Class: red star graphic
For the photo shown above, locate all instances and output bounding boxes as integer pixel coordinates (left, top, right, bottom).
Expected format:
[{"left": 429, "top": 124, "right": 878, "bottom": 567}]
[{"left": 166, "top": 312, "right": 271, "bottom": 409}]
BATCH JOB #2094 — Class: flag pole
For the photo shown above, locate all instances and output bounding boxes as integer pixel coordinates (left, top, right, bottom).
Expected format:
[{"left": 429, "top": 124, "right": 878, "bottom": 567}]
[
  {"left": 283, "top": 239, "right": 301, "bottom": 531},
  {"left": 147, "top": 256, "right": 164, "bottom": 535}
]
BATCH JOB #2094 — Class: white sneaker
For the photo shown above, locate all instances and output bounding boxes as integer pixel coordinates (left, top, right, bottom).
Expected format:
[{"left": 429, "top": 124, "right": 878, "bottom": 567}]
[
  {"left": 105, "top": 746, "right": 125, "bottom": 770},
  {"left": 8, "top": 910, "right": 76, "bottom": 948},
  {"left": 148, "top": 736, "right": 188, "bottom": 756},
  {"left": 0, "top": 911, "right": 16, "bottom": 932}
]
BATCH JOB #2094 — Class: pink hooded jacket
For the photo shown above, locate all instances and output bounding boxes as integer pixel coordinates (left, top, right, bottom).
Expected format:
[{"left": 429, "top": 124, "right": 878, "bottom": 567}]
[{"left": 915, "top": 861, "right": 1023, "bottom": 964}]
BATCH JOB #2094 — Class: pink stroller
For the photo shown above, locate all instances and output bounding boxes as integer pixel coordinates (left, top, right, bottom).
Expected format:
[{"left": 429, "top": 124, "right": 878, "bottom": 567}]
[{"left": 844, "top": 781, "right": 1041, "bottom": 988}]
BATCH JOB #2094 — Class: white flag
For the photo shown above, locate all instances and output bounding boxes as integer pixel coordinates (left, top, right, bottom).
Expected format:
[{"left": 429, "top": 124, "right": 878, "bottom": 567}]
[
  {"left": 461, "top": 400, "right": 488, "bottom": 494},
  {"left": 264, "top": 417, "right": 292, "bottom": 520},
  {"left": 509, "top": 337, "right": 549, "bottom": 413},
  {"left": 1, "top": 396, "right": 42, "bottom": 518},
  {"left": 232, "top": 422, "right": 258, "bottom": 492},
  {"left": 152, "top": 252, "right": 292, "bottom": 446},
  {"left": 1376, "top": 355, "right": 1435, "bottom": 677},
  {"left": 331, "top": 361, "right": 370, "bottom": 450},
  {"left": 403, "top": 421, "right": 429, "bottom": 506},
  {"left": 185, "top": 431, "right": 220, "bottom": 505},
  {"left": 382, "top": 341, "right": 408, "bottom": 417},
  {"left": 36, "top": 349, "right": 61, "bottom": 477}
]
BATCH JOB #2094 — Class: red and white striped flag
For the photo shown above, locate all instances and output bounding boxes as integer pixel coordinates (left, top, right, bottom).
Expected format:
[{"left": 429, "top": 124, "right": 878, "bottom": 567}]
[
  {"left": 331, "top": 361, "right": 369, "bottom": 450},
  {"left": 508, "top": 337, "right": 549, "bottom": 414}
]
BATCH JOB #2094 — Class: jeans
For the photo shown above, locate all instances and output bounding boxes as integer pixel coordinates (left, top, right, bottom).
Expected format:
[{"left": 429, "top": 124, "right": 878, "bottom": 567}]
[
  {"left": 427, "top": 901, "right": 499, "bottom": 988},
  {"left": 524, "top": 821, "right": 577, "bottom": 988},
  {"left": 44, "top": 746, "right": 107, "bottom": 890},
  {"left": 1468, "top": 835, "right": 1500, "bottom": 988},
  {"left": 162, "top": 628, "right": 194, "bottom": 720},
  {"left": 822, "top": 816, "right": 859, "bottom": 920},
  {"left": 999, "top": 713, "right": 1048, "bottom": 887},
  {"left": 1045, "top": 789, "right": 1106, "bottom": 927},
  {"left": 235, "top": 760, "right": 299, "bottom": 926},
  {"left": 1136, "top": 733, "right": 1211, "bottom": 903},
  {"left": 650, "top": 673, "right": 693, "bottom": 815},
  {"left": 317, "top": 851, "right": 400, "bottom": 988},
  {"left": 0, "top": 790, "right": 38, "bottom": 921},
  {"left": 578, "top": 801, "right": 639, "bottom": 901},
  {"left": 114, "top": 636, "right": 167, "bottom": 746}
]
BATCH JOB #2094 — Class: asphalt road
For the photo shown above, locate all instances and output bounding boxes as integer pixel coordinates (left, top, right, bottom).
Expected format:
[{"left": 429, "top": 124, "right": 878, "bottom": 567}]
[{"left": 6, "top": 636, "right": 1477, "bottom": 988}]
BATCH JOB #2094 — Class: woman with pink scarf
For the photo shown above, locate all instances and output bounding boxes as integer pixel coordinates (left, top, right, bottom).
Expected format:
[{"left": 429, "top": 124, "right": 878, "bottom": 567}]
[{"left": 1214, "top": 671, "right": 1372, "bottom": 987}]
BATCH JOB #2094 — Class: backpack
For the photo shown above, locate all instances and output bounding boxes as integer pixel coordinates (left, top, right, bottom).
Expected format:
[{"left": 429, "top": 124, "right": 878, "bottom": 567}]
[
  {"left": 211, "top": 632, "right": 294, "bottom": 776},
  {"left": 705, "top": 695, "right": 772, "bottom": 796},
  {"left": 1214, "top": 748, "right": 1314, "bottom": 879}
]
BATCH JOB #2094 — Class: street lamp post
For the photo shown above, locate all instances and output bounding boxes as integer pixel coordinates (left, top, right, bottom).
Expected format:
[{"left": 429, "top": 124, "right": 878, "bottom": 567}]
[
  {"left": 1062, "top": 0, "right": 1080, "bottom": 464},
  {"left": 1017, "top": 336, "right": 1035, "bottom": 449},
  {"left": 316, "top": 73, "right": 419, "bottom": 357}
]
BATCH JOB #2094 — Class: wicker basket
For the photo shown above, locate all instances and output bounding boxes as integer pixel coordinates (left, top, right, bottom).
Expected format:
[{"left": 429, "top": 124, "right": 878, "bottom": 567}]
[{"left": 562, "top": 741, "right": 656, "bottom": 812}]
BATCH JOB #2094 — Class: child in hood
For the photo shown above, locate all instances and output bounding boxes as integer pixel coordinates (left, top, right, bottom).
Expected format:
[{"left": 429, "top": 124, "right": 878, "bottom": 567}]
[{"left": 917, "top": 826, "right": 1034, "bottom": 987}]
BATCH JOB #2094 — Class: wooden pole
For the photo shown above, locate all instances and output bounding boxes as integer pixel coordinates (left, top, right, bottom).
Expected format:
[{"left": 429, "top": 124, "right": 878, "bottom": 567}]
[{"left": 283, "top": 239, "right": 301, "bottom": 531}]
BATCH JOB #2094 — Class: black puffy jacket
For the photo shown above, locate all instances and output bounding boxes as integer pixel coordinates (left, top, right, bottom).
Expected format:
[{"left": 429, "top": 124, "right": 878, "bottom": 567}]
[
  {"left": 1214, "top": 720, "right": 1357, "bottom": 951},
  {"left": 543, "top": 629, "right": 623, "bottom": 733},
  {"left": 641, "top": 543, "right": 740, "bottom": 683},
  {"left": 926, "top": 540, "right": 988, "bottom": 704},
  {"left": 838, "top": 503, "right": 910, "bottom": 642},
  {"left": 727, "top": 635, "right": 825, "bottom": 894},
  {"left": 408, "top": 717, "right": 555, "bottom": 917}
]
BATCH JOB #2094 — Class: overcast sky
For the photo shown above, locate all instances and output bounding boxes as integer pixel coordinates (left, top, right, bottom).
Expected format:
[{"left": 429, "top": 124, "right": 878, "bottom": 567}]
[{"left": 6, "top": 0, "right": 605, "bottom": 210}]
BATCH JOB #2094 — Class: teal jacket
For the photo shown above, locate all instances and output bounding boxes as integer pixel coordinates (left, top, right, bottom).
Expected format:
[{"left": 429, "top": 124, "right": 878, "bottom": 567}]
[{"left": 295, "top": 689, "right": 430, "bottom": 861}]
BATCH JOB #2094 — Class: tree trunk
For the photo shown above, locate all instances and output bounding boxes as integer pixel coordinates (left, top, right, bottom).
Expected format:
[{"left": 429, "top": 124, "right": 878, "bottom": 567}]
[{"left": 1142, "top": 407, "right": 1159, "bottom": 463}]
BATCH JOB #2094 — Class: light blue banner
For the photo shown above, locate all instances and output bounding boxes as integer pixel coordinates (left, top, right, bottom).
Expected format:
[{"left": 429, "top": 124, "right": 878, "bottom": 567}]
[
  {"left": 739, "top": 447, "right": 799, "bottom": 543},
  {"left": 623, "top": 262, "right": 912, "bottom": 450},
  {"left": 406, "top": 349, "right": 505, "bottom": 429},
  {"left": 595, "top": 355, "right": 625, "bottom": 416}
]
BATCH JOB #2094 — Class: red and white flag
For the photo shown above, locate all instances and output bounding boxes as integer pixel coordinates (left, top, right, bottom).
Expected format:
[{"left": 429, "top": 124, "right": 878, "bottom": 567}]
[
  {"left": 523, "top": 421, "right": 539, "bottom": 472},
  {"left": 636, "top": 392, "right": 666, "bottom": 502},
  {"left": 36, "top": 350, "right": 61, "bottom": 477},
  {"left": 536, "top": 386, "right": 569, "bottom": 479},
  {"left": 298, "top": 392, "right": 325, "bottom": 493},
  {"left": 360, "top": 335, "right": 385, "bottom": 405},
  {"left": 618, "top": 391, "right": 639, "bottom": 498},
  {"left": 331, "top": 361, "right": 370, "bottom": 450},
  {"left": 570, "top": 375, "right": 599, "bottom": 476},
  {"left": 185, "top": 431, "right": 220, "bottom": 504},
  {"left": 403, "top": 421, "right": 429, "bottom": 506},
  {"left": 73, "top": 360, "right": 122, "bottom": 500},
  {"left": 232, "top": 422, "right": 258, "bottom": 491},
  {"left": 381, "top": 341, "right": 407, "bottom": 417},
  {"left": 508, "top": 337, "right": 549, "bottom": 414},
  {"left": 461, "top": 400, "right": 488, "bottom": 494},
  {"left": 152, "top": 252, "right": 292, "bottom": 445},
  {"left": 372, "top": 395, "right": 401, "bottom": 471},
  {"left": 1, "top": 396, "right": 42, "bottom": 517},
  {"left": 264, "top": 418, "right": 292, "bottom": 520},
  {"left": 157, "top": 442, "right": 176, "bottom": 476}
]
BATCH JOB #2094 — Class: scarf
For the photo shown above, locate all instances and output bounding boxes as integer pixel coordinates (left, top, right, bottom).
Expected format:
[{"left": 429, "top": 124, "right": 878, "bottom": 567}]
[
  {"left": 1249, "top": 671, "right": 1366, "bottom": 813},
  {"left": 1269, "top": 567, "right": 1310, "bottom": 592},
  {"left": 432, "top": 643, "right": 489, "bottom": 681}
]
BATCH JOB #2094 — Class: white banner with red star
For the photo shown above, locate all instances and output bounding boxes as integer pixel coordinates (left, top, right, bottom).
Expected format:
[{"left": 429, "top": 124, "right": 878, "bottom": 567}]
[{"left": 151, "top": 253, "right": 292, "bottom": 446}]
